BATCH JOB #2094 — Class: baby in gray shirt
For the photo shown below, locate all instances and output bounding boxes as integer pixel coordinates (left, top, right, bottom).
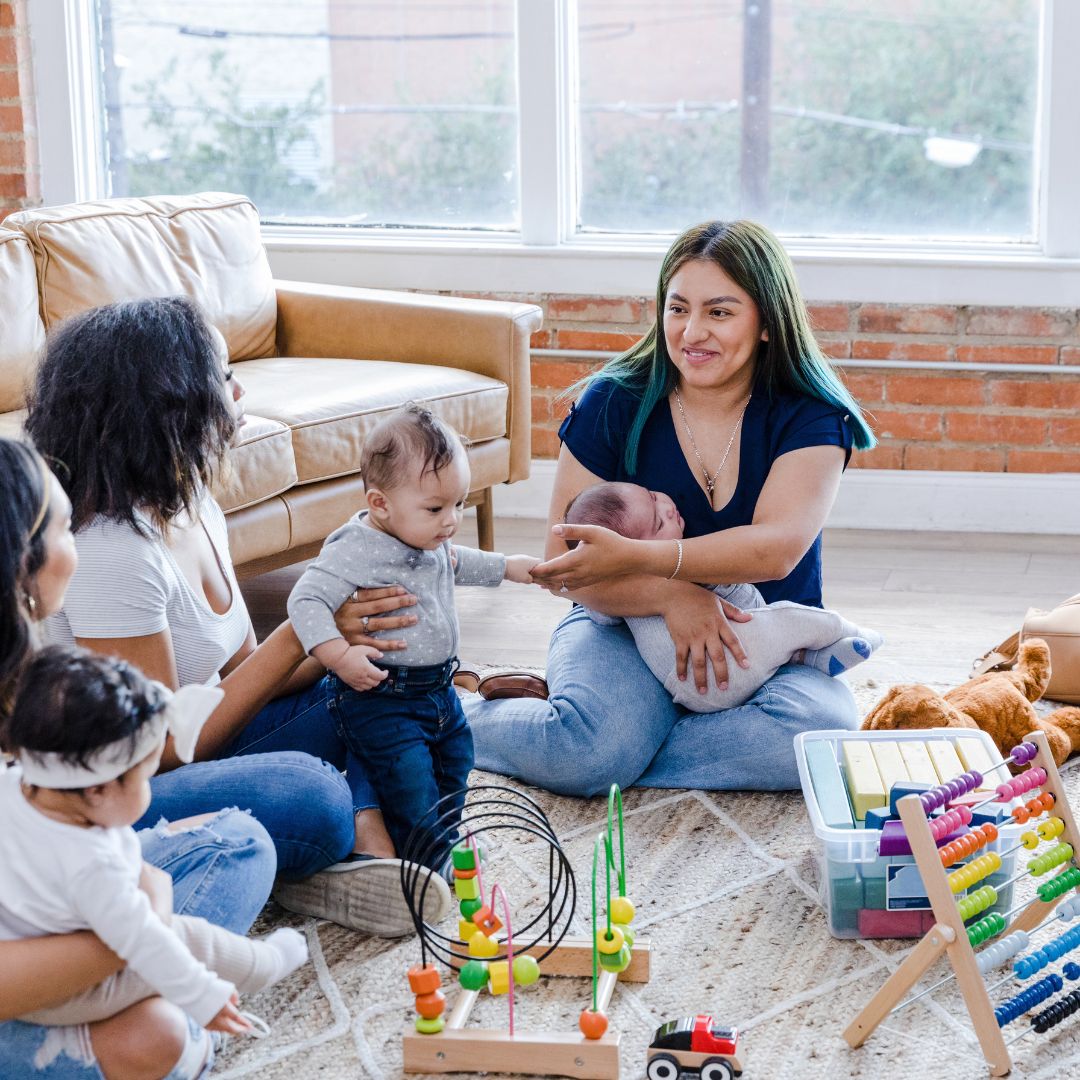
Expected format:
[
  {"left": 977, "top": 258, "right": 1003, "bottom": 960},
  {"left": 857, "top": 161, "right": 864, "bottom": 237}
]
[
  {"left": 565, "top": 482, "right": 883, "bottom": 711},
  {"left": 288, "top": 405, "right": 538, "bottom": 865}
]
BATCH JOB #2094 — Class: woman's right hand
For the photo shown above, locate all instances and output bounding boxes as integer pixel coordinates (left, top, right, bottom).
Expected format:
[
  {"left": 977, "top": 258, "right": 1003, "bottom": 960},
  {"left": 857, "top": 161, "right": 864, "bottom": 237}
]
[
  {"left": 663, "top": 587, "right": 752, "bottom": 696},
  {"left": 335, "top": 585, "right": 419, "bottom": 652},
  {"left": 207, "top": 992, "right": 254, "bottom": 1035}
]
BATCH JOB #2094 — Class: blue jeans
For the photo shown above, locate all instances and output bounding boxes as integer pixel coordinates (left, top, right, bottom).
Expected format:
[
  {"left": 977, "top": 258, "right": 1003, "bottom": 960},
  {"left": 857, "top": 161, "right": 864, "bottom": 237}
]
[
  {"left": 0, "top": 808, "right": 275, "bottom": 1078},
  {"left": 329, "top": 664, "right": 474, "bottom": 870},
  {"left": 137, "top": 677, "right": 379, "bottom": 881},
  {"left": 464, "top": 605, "right": 859, "bottom": 796}
]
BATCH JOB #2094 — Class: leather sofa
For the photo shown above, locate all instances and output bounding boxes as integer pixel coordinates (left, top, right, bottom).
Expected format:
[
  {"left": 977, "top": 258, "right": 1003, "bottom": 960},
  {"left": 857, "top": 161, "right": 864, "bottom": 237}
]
[{"left": 0, "top": 192, "right": 542, "bottom": 574}]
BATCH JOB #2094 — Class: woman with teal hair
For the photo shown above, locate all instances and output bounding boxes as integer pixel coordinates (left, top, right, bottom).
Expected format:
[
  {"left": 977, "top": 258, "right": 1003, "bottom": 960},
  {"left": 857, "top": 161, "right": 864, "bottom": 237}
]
[{"left": 465, "top": 219, "right": 875, "bottom": 794}]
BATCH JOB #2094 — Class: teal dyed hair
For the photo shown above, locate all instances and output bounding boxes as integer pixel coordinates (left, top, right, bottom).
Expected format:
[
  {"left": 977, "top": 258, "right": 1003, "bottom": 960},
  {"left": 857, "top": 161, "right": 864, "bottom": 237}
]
[{"left": 571, "top": 220, "right": 876, "bottom": 475}]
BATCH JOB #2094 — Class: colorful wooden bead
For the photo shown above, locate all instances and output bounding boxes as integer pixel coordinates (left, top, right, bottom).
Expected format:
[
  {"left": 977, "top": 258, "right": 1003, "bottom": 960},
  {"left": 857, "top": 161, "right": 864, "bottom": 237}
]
[
  {"left": 598, "top": 943, "right": 632, "bottom": 972},
  {"left": 595, "top": 926, "right": 625, "bottom": 954},
  {"left": 609, "top": 896, "right": 635, "bottom": 924},
  {"left": 415, "top": 989, "right": 446, "bottom": 1019},
  {"left": 415, "top": 1015, "right": 445, "bottom": 1034},
  {"left": 458, "top": 960, "right": 490, "bottom": 991},
  {"left": 459, "top": 897, "right": 483, "bottom": 919},
  {"left": 452, "top": 865, "right": 478, "bottom": 880},
  {"left": 467, "top": 931, "right": 499, "bottom": 958},
  {"left": 1022, "top": 830, "right": 1040, "bottom": 850},
  {"left": 488, "top": 960, "right": 510, "bottom": 995},
  {"left": 454, "top": 876, "right": 480, "bottom": 901},
  {"left": 512, "top": 955, "right": 541, "bottom": 986},
  {"left": 451, "top": 843, "right": 477, "bottom": 871},
  {"left": 579, "top": 1008, "right": 609, "bottom": 1039},
  {"left": 472, "top": 904, "right": 503, "bottom": 935},
  {"left": 458, "top": 918, "right": 479, "bottom": 942},
  {"left": 407, "top": 963, "right": 442, "bottom": 995},
  {"left": 1038, "top": 816, "right": 1065, "bottom": 841},
  {"left": 613, "top": 922, "right": 636, "bottom": 949}
]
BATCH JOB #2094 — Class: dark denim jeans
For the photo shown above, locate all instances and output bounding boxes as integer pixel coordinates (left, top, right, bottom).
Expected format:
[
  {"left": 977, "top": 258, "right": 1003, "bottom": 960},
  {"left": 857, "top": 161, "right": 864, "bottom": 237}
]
[{"left": 329, "top": 661, "right": 473, "bottom": 870}]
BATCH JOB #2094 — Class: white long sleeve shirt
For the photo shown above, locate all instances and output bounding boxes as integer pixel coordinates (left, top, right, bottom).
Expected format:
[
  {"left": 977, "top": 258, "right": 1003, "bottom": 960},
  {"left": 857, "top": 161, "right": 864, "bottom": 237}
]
[{"left": 0, "top": 766, "right": 233, "bottom": 1026}]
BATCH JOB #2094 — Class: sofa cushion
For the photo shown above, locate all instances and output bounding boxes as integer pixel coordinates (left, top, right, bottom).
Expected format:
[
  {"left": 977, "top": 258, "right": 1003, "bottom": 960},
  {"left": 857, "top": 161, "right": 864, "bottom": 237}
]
[
  {"left": 214, "top": 414, "right": 298, "bottom": 513},
  {"left": 4, "top": 193, "right": 276, "bottom": 360},
  {"left": 0, "top": 230, "right": 46, "bottom": 412},
  {"left": 235, "top": 358, "right": 509, "bottom": 486}
]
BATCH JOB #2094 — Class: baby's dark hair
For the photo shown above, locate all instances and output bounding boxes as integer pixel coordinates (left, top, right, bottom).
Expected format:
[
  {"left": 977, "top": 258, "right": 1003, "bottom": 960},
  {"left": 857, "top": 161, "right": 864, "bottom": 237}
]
[
  {"left": 563, "top": 483, "right": 636, "bottom": 550},
  {"left": 4, "top": 646, "right": 167, "bottom": 777},
  {"left": 360, "top": 403, "right": 465, "bottom": 491}
]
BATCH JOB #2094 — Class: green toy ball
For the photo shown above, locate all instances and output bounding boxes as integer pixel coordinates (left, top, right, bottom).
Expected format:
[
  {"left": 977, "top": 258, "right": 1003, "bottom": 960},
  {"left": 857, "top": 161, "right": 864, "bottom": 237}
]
[
  {"left": 512, "top": 955, "right": 541, "bottom": 986},
  {"left": 458, "top": 960, "right": 490, "bottom": 991}
]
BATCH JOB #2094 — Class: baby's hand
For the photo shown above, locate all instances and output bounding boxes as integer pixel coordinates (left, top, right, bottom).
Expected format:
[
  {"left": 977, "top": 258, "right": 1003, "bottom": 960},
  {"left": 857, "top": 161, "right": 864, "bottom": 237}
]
[
  {"left": 332, "top": 644, "right": 388, "bottom": 692},
  {"left": 504, "top": 554, "right": 541, "bottom": 584},
  {"left": 207, "top": 993, "right": 252, "bottom": 1035}
]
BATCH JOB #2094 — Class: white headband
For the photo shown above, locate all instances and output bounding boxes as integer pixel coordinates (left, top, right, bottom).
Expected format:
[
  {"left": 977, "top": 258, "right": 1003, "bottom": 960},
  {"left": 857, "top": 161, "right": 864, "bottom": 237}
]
[{"left": 17, "top": 683, "right": 223, "bottom": 789}]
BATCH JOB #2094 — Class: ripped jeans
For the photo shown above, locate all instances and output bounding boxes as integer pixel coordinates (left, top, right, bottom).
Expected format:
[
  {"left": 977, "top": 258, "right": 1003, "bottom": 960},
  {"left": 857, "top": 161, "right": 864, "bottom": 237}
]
[{"left": 0, "top": 808, "right": 275, "bottom": 1079}]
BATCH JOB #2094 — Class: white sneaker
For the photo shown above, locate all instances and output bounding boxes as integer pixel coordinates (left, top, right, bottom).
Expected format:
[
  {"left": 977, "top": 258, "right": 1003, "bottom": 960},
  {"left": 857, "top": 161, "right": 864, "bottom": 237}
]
[{"left": 272, "top": 857, "right": 451, "bottom": 938}]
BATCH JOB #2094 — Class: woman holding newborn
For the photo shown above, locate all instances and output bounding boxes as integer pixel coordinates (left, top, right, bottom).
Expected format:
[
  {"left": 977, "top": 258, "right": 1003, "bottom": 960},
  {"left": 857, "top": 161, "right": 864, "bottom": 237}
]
[{"left": 465, "top": 219, "right": 876, "bottom": 795}]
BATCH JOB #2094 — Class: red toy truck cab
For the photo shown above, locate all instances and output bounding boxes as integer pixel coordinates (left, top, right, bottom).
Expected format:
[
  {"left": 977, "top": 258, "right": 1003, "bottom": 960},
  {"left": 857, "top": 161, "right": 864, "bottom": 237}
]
[{"left": 646, "top": 1016, "right": 742, "bottom": 1079}]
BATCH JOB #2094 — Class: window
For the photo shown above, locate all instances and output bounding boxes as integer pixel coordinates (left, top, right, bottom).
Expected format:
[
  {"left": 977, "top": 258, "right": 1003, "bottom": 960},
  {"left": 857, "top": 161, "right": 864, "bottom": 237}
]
[{"left": 96, "top": 0, "right": 519, "bottom": 228}]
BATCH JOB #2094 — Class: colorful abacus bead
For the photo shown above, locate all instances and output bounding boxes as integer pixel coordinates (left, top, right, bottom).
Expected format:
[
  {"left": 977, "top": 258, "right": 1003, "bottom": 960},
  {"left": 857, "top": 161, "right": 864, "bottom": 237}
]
[
  {"left": 1037, "top": 816, "right": 1066, "bottom": 842},
  {"left": 931, "top": 806, "right": 973, "bottom": 841},
  {"left": 1021, "top": 830, "right": 1040, "bottom": 850},
  {"left": 957, "top": 885, "right": 998, "bottom": 921},
  {"left": 967, "top": 912, "right": 1007, "bottom": 948},
  {"left": 994, "top": 974, "right": 1063, "bottom": 1027},
  {"left": 1033, "top": 989, "right": 1080, "bottom": 1033},
  {"left": 1014, "top": 792, "right": 1056, "bottom": 824},
  {"left": 1010, "top": 741, "right": 1038, "bottom": 764},
  {"left": 1037, "top": 866, "right": 1080, "bottom": 903},
  {"left": 976, "top": 930, "right": 1029, "bottom": 975},
  {"left": 1065, "top": 962, "right": 1080, "bottom": 981},
  {"left": 948, "top": 851, "right": 1002, "bottom": 893},
  {"left": 1058, "top": 895, "right": 1080, "bottom": 922},
  {"left": 1028, "top": 842, "right": 1074, "bottom": 876}
]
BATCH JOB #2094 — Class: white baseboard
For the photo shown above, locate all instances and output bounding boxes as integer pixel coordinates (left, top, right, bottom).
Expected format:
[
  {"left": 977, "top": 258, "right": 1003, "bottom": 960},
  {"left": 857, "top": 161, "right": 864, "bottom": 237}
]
[{"left": 492, "top": 461, "right": 1080, "bottom": 534}]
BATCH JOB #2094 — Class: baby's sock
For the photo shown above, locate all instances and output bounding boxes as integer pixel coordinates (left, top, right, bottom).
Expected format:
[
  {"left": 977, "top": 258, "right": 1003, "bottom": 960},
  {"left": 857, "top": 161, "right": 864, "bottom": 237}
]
[
  {"left": 804, "top": 626, "right": 884, "bottom": 677},
  {"left": 174, "top": 916, "right": 309, "bottom": 993}
]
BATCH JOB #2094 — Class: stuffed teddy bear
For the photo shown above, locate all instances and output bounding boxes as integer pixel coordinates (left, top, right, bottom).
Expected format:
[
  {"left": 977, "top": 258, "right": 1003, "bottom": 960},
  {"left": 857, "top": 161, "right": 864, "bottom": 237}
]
[{"left": 861, "top": 637, "right": 1080, "bottom": 764}]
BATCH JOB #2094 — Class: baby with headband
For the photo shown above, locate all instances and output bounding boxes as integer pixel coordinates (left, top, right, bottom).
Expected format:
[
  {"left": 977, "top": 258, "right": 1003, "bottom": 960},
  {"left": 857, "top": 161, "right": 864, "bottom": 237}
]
[
  {"left": 0, "top": 647, "right": 309, "bottom": 1034},
  {"left": 564, "top": 482, "right": 882, "bottom": 710}
]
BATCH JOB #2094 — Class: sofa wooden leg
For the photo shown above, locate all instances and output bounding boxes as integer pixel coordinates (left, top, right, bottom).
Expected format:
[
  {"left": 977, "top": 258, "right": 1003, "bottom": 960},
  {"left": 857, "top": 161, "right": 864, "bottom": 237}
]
[{"left": 475, "top": 488, "right": 495, "bottom": 551}]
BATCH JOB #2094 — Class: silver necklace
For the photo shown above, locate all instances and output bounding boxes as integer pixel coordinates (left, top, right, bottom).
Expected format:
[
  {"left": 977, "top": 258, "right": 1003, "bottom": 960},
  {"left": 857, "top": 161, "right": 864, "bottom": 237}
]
[{"left": 673, "top": 389, "right": 751, "bottom": 497}]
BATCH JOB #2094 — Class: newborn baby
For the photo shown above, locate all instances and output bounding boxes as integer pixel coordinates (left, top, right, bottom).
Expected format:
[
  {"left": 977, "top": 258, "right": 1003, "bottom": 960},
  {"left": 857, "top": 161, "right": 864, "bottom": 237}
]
[{"left": 564, "top": 482, "right": 883, "bottom": 711}]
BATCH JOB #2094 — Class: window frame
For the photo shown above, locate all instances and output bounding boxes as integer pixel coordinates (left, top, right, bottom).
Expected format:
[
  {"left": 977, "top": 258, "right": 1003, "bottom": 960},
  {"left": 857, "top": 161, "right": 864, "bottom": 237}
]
[{"left": 30, "top": 0, "right": 1080, "bottom": 305}]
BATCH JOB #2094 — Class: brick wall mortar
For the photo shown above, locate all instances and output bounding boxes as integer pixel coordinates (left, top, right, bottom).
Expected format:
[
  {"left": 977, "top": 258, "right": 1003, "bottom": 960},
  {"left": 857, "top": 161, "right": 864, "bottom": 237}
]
[
  {"left": 447, "top": 292, "right": 1080, "bottom": 475},
  {"left": 0, "top": 0, "right": 39, "bottom": 219}
]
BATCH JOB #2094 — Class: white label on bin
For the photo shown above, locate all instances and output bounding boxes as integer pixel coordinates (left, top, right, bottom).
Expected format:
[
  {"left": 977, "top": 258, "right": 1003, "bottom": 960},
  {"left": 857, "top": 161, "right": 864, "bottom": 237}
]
[{"left": 886, "top": 863, "right": 931, "bottom": 910}]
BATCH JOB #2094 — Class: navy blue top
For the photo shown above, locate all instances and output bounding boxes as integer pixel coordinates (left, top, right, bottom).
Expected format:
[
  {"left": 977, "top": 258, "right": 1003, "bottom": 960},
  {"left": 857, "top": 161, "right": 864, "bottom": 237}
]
[{"left": 558, "top": 378, "right": 854, "bottom": 607}]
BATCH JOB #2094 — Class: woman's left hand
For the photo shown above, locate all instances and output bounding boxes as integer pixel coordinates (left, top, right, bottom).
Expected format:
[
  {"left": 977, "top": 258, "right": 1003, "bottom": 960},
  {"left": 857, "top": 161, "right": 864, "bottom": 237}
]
[
  {"left": 530, "top": 524, "right": 641, "bottom": 591},
  {"left": 335, "top": 585, "right": 419, "bottom": 650}
]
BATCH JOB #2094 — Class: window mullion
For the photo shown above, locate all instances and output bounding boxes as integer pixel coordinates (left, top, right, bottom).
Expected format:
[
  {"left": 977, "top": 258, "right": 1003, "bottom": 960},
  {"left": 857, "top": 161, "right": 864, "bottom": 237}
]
[
  {"left": 1039, "top": 0, "right": 1080, "bottom": 256},
  {"left": 516, "top": 0, "right": 565, "bottom": 245}
]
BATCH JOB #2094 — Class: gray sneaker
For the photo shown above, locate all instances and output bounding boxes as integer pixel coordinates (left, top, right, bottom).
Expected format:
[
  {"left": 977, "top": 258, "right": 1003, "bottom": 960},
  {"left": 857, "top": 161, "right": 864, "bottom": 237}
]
[{"left": 272, "top": 857, "right": 451, "bottom": 938}]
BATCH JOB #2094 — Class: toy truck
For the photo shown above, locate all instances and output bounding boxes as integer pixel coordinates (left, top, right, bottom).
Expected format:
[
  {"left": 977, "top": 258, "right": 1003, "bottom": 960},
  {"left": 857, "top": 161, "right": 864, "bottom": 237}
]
[{"left": 645, "top": 1015, "right": 742, "bottom": 1079}]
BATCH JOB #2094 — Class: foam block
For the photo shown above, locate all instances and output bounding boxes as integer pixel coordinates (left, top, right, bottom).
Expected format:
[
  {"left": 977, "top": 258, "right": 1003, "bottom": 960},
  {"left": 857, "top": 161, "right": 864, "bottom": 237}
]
[
  {"left": 870, "top": 741, "right": 909, "bottom": 798},
  {"left": 955, "top": 736, "right": 997, "bottom": 790},
  {"left": 865, "top": 877, "right": 887, "bottom": 910},
  {"left": 889, "top": 780, "right": 933, "bottom": 816},
  {"left": 898, "top": 741, "right": 938, "bottom": 785},
  {"left": 926, "top": 739, "right": 966, "bottom": 784},
  {"left": 864, "top": 805, "right": 896, "bottom": 832},
  {"left": 841, "top": 741, "right": 886, "bottom": 821},
  {"left": 804, "top": 740, "right": 855, "bottom": 829},
  {"left": 858, "top": 908, "right": 925, "bottom": 938},
  {"left": 831, "top": 905, "right": 859, "bottom": 933},
  {"left": 832, "top": 875, "right": 864, "bottom": 912}
]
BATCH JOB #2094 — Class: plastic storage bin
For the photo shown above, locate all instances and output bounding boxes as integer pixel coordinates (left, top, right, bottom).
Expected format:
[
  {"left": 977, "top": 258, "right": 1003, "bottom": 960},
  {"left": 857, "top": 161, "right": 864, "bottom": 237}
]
[{"left": 795, "top": 728, "right": 1024, "bottom": 940}]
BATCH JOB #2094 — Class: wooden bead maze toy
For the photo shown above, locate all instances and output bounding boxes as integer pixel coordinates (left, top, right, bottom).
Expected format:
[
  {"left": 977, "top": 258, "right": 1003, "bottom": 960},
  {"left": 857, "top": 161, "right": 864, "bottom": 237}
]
[
  {"left": 399, "top": 783, "right": 650, "bottom": 1079},
  {"left": 843, "top": 730, "right": 1080, "bottom": 1076}
]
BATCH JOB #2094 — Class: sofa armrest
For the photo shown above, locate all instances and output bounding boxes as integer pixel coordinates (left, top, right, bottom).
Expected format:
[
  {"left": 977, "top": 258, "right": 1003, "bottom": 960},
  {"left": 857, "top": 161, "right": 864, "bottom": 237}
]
[{"left": 274, "top": 279, "right": 542, "bottom": 484}]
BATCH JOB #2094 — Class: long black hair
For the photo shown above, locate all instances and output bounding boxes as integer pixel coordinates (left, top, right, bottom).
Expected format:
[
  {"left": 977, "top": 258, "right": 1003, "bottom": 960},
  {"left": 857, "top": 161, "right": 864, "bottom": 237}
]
[
  {"left": 0, "top": 438, "right": 52, "bottom": 719},
  {"left": 25, "top": 296, "right": 235, "bottom": 534}
]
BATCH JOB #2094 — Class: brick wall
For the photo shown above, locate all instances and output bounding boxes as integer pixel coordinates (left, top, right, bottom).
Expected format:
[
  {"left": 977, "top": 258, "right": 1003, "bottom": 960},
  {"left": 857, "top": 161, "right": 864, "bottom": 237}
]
[
  {"left": 0, "top": 0, "right": 38, "bottom": 220},
  {"left": 462, "top": 294, "right": 1080, "bottom": 472}
]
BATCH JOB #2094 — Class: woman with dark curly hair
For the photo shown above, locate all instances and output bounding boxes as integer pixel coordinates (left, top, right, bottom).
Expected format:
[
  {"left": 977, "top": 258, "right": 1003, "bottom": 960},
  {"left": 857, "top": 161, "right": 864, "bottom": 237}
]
[
  {"left": 26, "top": 297, "right": 450, "bottom": 934},
  {"left": 0, "top": 436, "right": 277, "bottom": 1079}
]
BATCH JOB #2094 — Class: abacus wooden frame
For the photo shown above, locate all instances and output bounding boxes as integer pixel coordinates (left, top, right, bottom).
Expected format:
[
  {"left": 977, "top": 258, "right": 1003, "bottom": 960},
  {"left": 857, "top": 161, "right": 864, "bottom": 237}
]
[{"left": 843, "top": 730, "right": 1080, "bottom": 1078}]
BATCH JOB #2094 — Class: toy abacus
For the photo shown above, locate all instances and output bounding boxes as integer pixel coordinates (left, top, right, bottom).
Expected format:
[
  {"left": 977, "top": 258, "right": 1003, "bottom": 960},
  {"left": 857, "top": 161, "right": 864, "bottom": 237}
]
[
  {"left": 399, "top": 783, "right": 651, "bottom": 1080},
  {"left": 844, "top": 730, "right": 1080, "bottom": 1076}
]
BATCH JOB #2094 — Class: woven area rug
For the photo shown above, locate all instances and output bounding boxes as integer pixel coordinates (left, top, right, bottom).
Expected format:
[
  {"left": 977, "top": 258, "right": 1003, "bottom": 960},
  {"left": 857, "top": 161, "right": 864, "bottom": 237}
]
[{"left": 215, "top": 678, "right": 1080, "bottom": 1080}]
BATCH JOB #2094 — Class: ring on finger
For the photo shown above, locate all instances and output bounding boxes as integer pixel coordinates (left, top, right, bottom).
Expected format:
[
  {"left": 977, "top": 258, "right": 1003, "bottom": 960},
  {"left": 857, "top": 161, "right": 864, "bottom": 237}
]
[
  {"left": 559, "top": 581, "right": 569, "bottom": 594},
  {"left": 361, "top": 615, "right": 370, "bottom": 631},
  {"left": 350, "top": 589, "right": 359, "bottom": 602}
]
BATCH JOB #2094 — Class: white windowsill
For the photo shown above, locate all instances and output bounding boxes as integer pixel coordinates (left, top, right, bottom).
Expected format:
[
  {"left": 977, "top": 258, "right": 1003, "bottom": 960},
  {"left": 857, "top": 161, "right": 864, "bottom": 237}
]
[{"left": 264, "top": 231, "right": 1080, "bottom": 307}]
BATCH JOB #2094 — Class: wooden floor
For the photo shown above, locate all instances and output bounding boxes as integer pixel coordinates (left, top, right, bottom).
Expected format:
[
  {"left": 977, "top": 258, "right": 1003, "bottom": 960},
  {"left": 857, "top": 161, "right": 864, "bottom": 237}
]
[{"left": 242, "top": 514, "right": 1080, "bottom": 690}]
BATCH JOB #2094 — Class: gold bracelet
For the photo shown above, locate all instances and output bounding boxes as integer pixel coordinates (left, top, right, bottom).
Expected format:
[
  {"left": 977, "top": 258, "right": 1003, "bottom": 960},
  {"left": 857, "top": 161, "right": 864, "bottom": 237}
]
[{"left": 668, "top": 538, "right": 683, "bottom": 580}]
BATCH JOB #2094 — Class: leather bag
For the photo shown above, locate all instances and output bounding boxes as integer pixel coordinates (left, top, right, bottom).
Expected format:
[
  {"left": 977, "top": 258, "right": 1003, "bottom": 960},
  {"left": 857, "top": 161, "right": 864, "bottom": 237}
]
[{"left": 973, "top": 593, "right": 1080, "bottom": 704}]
